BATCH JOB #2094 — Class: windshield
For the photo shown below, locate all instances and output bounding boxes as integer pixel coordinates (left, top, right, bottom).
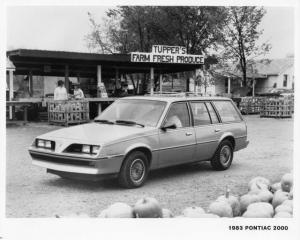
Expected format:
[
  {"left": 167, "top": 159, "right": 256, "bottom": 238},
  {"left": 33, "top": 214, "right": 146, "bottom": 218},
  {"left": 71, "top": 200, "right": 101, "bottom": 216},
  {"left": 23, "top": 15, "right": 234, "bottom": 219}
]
[{"left": 95, "top": 99, "right": 167, "bottom": 127}]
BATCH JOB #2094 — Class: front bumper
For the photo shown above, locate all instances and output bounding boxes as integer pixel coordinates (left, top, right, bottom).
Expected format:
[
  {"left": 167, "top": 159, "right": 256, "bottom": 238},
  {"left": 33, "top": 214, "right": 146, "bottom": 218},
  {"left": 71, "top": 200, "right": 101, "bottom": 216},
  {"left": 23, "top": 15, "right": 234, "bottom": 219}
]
[{"left": 29, "top": 150, "right": 124, "bottom": 175}]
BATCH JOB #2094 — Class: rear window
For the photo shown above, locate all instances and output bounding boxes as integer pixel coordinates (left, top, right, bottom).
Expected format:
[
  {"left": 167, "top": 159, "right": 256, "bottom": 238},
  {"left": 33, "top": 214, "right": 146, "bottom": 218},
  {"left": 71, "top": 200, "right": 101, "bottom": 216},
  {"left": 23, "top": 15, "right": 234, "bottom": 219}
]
[{"left": 213, "top": 101, "right": 241, "bottom": 122}]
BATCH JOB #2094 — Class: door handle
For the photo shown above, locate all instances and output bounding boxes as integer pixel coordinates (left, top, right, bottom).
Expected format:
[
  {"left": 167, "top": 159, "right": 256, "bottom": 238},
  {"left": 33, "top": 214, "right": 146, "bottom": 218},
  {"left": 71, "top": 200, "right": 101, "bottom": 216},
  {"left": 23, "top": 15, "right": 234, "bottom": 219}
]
[
  {"left": 214, "top": 128, "right": 221, "bottom": 132},
  {"left": 185, "top": 132, "right": 193, "bottom": 136}
]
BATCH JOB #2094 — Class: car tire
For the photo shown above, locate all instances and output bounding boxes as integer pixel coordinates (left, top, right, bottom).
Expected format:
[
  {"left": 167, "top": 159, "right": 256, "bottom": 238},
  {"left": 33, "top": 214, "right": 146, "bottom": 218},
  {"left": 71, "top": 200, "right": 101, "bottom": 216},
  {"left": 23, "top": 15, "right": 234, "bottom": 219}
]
[
  {"left": 211, "top": 140, "right": 233, "bottom": 170},
  {"left": 118, "top": 151, "right": 149, "bottom": 188}
]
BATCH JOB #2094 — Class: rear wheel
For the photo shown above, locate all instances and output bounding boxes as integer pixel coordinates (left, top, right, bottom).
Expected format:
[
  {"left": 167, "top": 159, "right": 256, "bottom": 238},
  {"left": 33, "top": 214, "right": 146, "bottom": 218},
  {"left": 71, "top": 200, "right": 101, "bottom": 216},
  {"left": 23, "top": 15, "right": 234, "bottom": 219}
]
[
  {"left": 211, "top": 140, "right": 233, "bottom": 170},
  {"left": 118, "top": 151, "right": 149, "bottom": 188}
]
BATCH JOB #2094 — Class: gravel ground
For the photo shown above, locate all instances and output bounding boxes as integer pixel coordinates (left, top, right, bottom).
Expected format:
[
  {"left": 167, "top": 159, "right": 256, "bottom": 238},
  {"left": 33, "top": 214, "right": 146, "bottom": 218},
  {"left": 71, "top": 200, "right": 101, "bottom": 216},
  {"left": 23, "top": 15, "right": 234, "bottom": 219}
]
[{"left": 6, "top": 115, "right": 293, "bottom": 217}]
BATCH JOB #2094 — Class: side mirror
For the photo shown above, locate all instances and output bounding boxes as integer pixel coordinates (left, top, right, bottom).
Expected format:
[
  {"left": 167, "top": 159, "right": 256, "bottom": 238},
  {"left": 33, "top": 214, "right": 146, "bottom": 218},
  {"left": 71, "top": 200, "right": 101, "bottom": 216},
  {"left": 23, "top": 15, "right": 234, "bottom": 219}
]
[{"left": 161, "top": 123, "right": 177, "bottom": 131}]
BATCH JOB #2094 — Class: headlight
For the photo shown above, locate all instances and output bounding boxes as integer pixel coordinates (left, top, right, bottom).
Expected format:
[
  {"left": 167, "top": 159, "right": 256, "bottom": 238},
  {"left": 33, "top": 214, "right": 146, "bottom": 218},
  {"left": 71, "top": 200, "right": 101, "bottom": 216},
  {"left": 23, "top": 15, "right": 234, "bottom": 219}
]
[
  {"left": 82, "top": 145, "right": 100, "bottom": 155},
  {"left": 64, "top": 144, "right": 100, "bottom": 155},
  {"left": 37, "top": 139, "right": 45, "bottom": 148},
  {"left": 36, "top": 139, "right": 54, "bottom": 150},
  {"left": 92, "top": 146, "right": 100, "bottom": 155},
  {"left": 82, "top": 145, "right": 91, "bottom": 154}
]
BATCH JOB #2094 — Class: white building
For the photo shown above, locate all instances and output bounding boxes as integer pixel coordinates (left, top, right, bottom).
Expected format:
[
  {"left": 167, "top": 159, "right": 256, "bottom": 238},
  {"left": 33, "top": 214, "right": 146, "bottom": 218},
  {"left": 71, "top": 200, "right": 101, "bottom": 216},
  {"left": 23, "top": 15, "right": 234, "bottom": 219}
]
[{"left": 210, "top": 57, "right": 294, "bottom": 96}]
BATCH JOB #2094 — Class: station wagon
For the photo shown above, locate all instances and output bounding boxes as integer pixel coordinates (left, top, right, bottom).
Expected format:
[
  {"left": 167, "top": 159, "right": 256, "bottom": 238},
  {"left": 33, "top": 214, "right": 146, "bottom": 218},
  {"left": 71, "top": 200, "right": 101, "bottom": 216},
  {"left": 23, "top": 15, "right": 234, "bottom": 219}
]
[{"left": 29, "top": 95, "right": 249, "bottom": 188}]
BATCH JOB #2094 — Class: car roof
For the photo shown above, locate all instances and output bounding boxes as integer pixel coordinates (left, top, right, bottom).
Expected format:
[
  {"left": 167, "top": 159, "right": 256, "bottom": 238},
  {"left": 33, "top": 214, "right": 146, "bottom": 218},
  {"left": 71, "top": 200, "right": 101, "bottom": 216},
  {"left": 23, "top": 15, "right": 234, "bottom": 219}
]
[{"left": 122, "top": 95, "right": 231, "bottom": 103}]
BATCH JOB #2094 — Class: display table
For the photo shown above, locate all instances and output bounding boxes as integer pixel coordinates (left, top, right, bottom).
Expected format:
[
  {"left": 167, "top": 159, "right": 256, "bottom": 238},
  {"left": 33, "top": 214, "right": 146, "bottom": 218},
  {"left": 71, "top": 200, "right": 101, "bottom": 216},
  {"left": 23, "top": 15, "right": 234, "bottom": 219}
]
[{"left": 48, "top": 100, "right": 90, "bottom": 126}]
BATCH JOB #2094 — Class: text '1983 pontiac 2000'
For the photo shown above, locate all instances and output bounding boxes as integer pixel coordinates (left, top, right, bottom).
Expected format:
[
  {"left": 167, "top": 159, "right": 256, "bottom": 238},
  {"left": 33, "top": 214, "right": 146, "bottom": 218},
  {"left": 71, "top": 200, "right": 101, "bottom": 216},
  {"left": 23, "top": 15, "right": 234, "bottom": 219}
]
[{"left": 29, "top": 96, "right": 249, "bottom": 188}]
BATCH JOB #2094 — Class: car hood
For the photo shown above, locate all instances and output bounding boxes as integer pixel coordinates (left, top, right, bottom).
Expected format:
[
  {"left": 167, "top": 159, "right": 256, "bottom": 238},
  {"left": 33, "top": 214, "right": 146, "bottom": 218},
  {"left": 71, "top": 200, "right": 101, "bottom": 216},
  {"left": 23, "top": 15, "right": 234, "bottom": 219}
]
[{"left": 39, "top": 122, "right": 156, "bottom": 144}]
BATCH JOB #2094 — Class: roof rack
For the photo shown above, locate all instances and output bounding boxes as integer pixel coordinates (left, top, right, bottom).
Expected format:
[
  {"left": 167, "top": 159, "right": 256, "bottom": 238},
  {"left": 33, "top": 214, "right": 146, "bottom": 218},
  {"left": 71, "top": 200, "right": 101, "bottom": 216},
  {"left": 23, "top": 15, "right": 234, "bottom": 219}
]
[{"left": 145, "top": 92, "right": 205, "bottom": 97}]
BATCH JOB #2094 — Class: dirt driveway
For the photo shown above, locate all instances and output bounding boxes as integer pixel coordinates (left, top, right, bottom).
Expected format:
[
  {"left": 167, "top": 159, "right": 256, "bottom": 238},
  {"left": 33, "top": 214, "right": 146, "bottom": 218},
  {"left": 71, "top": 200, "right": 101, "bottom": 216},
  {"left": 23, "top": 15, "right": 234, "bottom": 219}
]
[{"left": 6, "top": 115, "right": 293, "bottom": 217}]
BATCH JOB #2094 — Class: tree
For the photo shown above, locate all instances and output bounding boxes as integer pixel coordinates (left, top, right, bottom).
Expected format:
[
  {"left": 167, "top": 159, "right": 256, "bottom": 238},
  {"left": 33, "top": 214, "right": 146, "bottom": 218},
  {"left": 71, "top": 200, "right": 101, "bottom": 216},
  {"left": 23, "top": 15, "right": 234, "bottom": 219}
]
[
  {"left": 220, "top": 7, "right": 271, "bottom": 86},
  {"left": 85, "top": 6, "right": 228, "bottom": 54}
]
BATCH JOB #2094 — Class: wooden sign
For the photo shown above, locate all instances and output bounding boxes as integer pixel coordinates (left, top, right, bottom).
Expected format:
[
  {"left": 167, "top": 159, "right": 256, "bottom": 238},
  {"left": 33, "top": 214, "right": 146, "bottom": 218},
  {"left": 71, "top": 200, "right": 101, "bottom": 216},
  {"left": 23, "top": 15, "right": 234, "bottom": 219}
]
[{"left": 131, "top": 45, "right": 204, "bottom": 65}]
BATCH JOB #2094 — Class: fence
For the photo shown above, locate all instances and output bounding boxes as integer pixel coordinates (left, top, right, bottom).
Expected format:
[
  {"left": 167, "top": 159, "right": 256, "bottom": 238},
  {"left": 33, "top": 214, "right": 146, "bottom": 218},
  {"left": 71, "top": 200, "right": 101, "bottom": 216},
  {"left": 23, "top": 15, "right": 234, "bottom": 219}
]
[{"left": 48, "top": 100, "right": 90, "bottom": 126}]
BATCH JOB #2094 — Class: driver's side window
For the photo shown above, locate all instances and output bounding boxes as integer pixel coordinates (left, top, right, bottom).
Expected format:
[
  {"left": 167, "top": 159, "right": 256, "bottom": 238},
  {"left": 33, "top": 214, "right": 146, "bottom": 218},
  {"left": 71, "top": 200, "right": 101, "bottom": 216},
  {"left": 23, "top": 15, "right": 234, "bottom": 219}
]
[{"left": 164, "top": 102, "right": 190, "bottom": 128}]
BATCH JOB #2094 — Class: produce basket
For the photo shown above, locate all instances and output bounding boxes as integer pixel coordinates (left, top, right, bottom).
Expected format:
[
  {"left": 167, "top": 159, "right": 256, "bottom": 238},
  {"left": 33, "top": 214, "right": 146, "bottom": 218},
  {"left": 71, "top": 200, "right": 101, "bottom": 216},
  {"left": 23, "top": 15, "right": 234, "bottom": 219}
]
[
  {"left": 48, "top": 100, "right": 90, "bottom": 126},
  {"left": 260, "top": 97, "right": 293, "bottom": 118},
  {"left": 239, "top": 97, "right": 265, "bottom": 115}
]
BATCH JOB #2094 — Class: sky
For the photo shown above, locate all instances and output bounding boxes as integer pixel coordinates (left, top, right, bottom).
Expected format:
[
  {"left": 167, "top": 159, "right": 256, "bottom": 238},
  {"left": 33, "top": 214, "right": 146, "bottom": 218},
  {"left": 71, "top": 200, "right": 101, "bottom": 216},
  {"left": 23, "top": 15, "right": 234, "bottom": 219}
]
[{"left": 6, "top": 6, "right": 295, "bottom": 59}]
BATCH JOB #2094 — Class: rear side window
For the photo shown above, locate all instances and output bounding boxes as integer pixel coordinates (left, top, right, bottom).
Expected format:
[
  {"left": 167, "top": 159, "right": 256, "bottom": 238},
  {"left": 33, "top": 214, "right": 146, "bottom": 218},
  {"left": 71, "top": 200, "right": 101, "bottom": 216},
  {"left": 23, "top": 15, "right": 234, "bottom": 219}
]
[
  {"left": 206, "top": 102, "right": 219, "bottom": 124},
  {"left": 165, "top": 102, "right": 190, "bottom": 128},
  {"left": 190, "top": 102, "right": 211, "bottom": 126},
  {"left": 213, "top": 101, "right": 241, "bottom": 122}
]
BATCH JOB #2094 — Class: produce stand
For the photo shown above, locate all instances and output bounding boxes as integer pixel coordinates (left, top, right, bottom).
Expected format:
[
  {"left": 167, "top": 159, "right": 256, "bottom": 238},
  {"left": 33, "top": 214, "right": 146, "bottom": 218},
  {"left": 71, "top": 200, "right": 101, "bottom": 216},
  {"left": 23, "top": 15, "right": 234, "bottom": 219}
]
[
  {"left": 48, "top": 100, "right": 90, "bottom": 126},
  {"left": 6, "top": 99, "right": 42, "bottom": 122}
]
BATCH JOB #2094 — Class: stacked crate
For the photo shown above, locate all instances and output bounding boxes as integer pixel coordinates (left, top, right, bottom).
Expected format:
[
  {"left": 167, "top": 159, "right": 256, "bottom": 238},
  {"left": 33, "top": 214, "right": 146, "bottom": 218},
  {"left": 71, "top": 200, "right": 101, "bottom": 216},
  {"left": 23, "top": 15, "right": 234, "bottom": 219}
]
[
  {"left": 48, "top": 100, "right": 90, "bottom": 126},
  {"left": 239, "top": 97, "right": 264, "bottom": 115},
  {"left": 260, "top": 97, "right": 293, "bottom": 118}
]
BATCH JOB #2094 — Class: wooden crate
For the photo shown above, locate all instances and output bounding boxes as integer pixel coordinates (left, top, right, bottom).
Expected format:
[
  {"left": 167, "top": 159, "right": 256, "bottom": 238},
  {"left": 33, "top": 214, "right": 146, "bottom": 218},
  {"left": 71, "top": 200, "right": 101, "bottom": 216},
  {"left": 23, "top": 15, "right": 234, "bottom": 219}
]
[
  {"left": 239, "top": 97, "right": 264, "bottom": 114},
  {"left": 260, "top": 97, "right": 293, "bottom": 118},
  {"left": 48, "top": 100, "right": 90, "bottom": 126}
]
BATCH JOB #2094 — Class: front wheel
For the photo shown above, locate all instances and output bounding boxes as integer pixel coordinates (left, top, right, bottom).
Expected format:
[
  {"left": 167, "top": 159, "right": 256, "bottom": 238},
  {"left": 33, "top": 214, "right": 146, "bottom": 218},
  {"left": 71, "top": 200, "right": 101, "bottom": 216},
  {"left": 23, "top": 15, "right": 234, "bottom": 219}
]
[
  {"left": 211, "top": 140, "right": 233, "bottom": 170},
  {"left": 118, "top": 151, "right": 149, "bottom": 188}
]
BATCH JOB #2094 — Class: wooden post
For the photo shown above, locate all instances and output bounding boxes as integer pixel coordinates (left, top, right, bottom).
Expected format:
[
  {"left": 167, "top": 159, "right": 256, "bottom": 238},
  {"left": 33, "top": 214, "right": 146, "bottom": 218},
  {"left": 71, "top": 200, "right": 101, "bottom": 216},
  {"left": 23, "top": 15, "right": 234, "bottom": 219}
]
[
  {"left": 65, "top": 65, "right": 69, "bottom": 93},
  {"left": 97, "top": 65, "right": 102, "bottom": 97},
  {"left": 9, "top": 70, "right": 14, "bottom": 120},
  {"left": 186, "top": 77, "right": 190, "bottom": 92},
  {"left": 150, "top": 67, "right": 154, "bottom": 95},
  {"left": 252, "top": 79, "right": 256, "bottom": 97},
  {"left": 97, "top": 65, "right": 102, "bottom": 114},
  {"left": 171, "top": 76, "right": 174, "bottom": 90},
  {"left": 29, "top": 71, "right": 33, "bottom": 96},
  {"left": 194, "top": 69, "right": 197, "bottom": 93},
  {"left": 227, "top": 77, "right": 231, "bottom": 94},
  {"left": 159, "top": 74, "right": 163, "bottom": 93}
]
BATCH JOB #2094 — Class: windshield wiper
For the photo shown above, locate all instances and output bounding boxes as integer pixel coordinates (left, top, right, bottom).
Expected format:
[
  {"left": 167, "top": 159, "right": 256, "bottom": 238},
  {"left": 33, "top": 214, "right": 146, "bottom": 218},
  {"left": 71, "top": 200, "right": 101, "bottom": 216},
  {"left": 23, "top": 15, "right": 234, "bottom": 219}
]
[
  {"left": 115, "top": 120, "right": 145, "bottom": 127},
  {"left": 94, "top": 119, "right": 115, "bottom": 124}
]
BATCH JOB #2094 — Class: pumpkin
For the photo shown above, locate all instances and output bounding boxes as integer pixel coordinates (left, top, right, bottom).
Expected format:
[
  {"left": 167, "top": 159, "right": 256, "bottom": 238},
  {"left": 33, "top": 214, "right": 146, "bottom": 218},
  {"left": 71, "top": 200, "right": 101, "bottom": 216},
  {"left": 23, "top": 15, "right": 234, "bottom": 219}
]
[
  {"left": 243, "top": 202, "right": 274, "bottom": 218},
  {"left": 216, "top": 188, "right": 241, "bottom": 217},
  {"left": 101, "top": 202, "right": 134, "bottom": 218},
  {"left": 240, "top": 194, "right": 260, "bottom": 213},
  {"left": 58, "top": 212, "right": 90, "bottom": 218},
  {"left": 162, "top": 208, "right": 174, "bottom": 218},
  {"left": 248, "top": 177, "right": 270, "bottom": 191},
  {"left": 281, "top": 173, "right": 293, "bottom": 192},
  {"left": 288, "top": 188, "right": 293, "bottom": 200},
  {"left": 133, "top": 197, "right": 163, "bottom": 218},
  {"left": 197, "top": 213, "right": 220, "bottom": 218},
  {"left": 249, "top": 189, "right": 273, "bottom": 203},
  {"left": 208, "top": 201, "right": 233, "bottom": 218},
  {"left": 98, "top": 209, "right": 108, "bottom": 218},
  {"left": 274, "top": 211, "right": 292, "bottom": 218},
  {"left": 182, "top": 206, "right": 205, "bottom": 217},
  {"left": 272, "top": 190, "right": 289, "bottom": 208},
  {"left": 281, "top": 199, "right": 293, "bottom": 208},
  {"left": 270, "top": 182, "right": 281, "bottom": 193},
  {"left": 275, "top": 204, "right": 293, "bottom": 215}
]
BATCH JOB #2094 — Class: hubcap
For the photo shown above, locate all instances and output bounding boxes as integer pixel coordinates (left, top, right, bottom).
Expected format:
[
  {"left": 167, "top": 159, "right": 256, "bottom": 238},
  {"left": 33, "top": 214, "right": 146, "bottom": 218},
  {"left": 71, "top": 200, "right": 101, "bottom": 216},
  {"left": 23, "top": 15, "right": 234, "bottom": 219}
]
[
  {"left": 130, "top": 159, "right": 145, "bottom": 183},
  {"left": 220, "top": 145, "right": 231, "bottom": 165}
]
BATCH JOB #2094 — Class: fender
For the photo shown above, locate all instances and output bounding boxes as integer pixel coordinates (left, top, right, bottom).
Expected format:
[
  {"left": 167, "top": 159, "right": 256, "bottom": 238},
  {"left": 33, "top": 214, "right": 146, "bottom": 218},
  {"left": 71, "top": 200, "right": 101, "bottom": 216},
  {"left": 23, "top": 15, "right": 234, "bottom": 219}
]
[
  {"left": 123, "top": 143, "right": 157, "bottom": 168},
  {"left": 218, "top": 132, "right": 235, "bottom": 145},
  {"left": 124, "top": 143, "right": 153, "bottom": 156}
]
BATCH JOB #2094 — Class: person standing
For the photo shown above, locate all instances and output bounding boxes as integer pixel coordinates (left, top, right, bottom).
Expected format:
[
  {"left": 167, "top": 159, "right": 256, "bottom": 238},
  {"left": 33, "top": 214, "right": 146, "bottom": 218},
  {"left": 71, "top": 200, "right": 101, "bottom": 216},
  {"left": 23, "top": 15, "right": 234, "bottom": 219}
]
[
  {"left": 54, "top": 80, "right": 68, "bottom": 100},
  {"left": 73, "top": 83, "right": 85, "bottom": 99}
]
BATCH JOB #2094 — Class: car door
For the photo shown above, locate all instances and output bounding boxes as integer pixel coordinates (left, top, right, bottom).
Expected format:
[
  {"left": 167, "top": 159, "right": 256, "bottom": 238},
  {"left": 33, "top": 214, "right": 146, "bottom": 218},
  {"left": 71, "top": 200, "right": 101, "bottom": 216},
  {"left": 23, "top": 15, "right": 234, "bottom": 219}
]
[
  {"left": 190, "top": 101, "right": 222, "bottom": 161},
  {"left": 158, "top": 101, "right": 196, "bottom": 167},
  {"left": 212, "top": 100, "right": 246, "bottom": 149}
]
